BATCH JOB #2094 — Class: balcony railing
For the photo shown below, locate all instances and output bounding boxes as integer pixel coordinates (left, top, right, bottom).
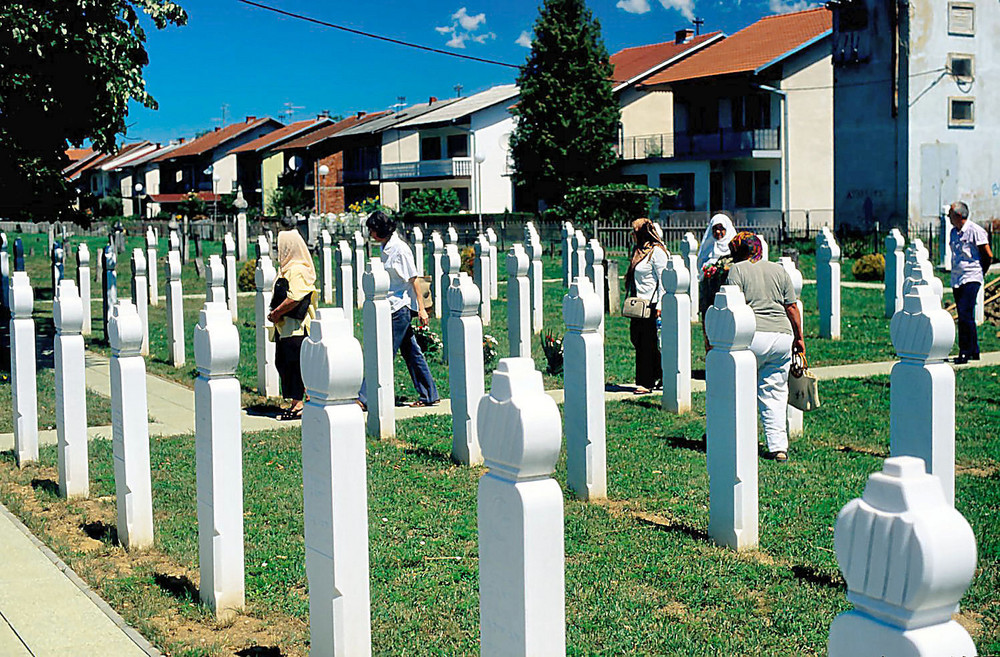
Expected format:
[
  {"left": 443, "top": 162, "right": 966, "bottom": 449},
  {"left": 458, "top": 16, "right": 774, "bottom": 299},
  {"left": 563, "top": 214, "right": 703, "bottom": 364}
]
[
  {"left": 380, "top": 157, "right": 473, "bottom": 180},
  {"left": 617, "top": 127, "right": 781, "bottom": 160},
  {"left": 339, "top": 167, "right": 380, "bottom": 184}
]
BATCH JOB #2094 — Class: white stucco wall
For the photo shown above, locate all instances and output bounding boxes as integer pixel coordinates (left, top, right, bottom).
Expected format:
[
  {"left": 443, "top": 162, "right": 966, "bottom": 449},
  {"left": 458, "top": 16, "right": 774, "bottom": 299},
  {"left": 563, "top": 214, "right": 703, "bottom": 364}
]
[
  {"left": 470, "top": 103, "right": 515, "bottom": 214},
  {"left": 619, "top": 88, "right": 673, "bottom": 139},
  {"left": 782, "top": 49, "right": 834, "bottom": 214}
]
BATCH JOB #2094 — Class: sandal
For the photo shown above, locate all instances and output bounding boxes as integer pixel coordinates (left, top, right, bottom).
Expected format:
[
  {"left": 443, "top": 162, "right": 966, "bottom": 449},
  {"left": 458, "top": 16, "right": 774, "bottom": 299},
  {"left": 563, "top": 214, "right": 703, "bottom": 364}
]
[
  {"left": 280, "top": 406, "right": 304, "bottom": 421},
  {"left": 634, "top": 386, "right": 651, "bottom": 395},
  {"left": 410, "top": 399, "right": 441, "bottom": 408},
  {"left": 771, "top": 451, "right": 788, "bottom": 463}
]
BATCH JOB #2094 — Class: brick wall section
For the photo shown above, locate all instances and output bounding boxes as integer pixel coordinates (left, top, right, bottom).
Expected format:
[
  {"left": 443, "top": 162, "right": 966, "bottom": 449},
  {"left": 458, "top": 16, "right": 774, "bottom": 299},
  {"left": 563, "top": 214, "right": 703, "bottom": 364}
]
[{"left": 315, "top": 151, "right": 346, "bottom": 214}]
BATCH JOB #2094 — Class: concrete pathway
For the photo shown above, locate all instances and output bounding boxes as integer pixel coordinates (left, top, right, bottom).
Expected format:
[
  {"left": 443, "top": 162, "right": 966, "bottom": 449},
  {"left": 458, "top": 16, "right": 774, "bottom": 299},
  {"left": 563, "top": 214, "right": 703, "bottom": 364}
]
[{"left": 0, "top": 505, "right": 158, "bottom": 656}]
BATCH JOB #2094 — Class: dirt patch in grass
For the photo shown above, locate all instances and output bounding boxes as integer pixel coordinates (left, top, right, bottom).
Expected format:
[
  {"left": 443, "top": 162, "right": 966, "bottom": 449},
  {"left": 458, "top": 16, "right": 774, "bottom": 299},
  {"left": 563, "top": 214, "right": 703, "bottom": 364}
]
[
  {"left": 0, "top": 459, "right": 309, "bottom": 656},
  {"left": 956, "top": 463, "right": 999, "bottom": 479},
  {"left": 955, "top": 609, "right": 983, "bottom": 639}
]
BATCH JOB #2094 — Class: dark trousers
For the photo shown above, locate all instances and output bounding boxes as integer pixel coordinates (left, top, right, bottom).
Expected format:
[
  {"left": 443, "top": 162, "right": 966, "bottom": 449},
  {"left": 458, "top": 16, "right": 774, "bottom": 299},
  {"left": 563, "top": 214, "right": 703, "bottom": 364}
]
[
  {"left": 629, "top": 309, "right": 661, "bottom": 389},
  {"left": 275, "top": 334, "right": 306, "bottom": 401},
  {"left": 953, "top": 282, "right": 981, "bottom": 358},
  {"left": 359, "top": 307, "right": 439, "bottom": 405}
]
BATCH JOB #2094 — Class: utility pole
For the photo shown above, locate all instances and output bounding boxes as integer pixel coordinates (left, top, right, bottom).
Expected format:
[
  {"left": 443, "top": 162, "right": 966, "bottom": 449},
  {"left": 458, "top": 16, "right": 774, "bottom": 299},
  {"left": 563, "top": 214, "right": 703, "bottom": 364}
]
[{"left": 693, "top": 17, "right": 704, "bottom": 35}]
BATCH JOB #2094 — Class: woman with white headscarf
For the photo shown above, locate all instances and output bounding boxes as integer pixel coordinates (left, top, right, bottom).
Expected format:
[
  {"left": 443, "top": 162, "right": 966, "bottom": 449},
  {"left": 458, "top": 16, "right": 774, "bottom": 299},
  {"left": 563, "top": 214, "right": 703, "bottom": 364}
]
[{"left": 696, "top": 213, "right": 737, "bottom": 276}]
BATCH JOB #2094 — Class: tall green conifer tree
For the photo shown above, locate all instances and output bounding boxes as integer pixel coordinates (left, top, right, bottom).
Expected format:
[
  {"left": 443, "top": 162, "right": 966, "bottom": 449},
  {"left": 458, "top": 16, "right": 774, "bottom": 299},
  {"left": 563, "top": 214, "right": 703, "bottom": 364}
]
[{"left": 510, "top": 0, "right": 619, "bottom": 211}]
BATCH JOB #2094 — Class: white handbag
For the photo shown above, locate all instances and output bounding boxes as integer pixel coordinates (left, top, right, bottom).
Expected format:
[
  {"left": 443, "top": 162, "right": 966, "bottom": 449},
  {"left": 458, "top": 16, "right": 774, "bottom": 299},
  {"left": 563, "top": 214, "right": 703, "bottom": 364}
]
[{"left": 788, "top": 353, "right": 820, "bottom": 412}]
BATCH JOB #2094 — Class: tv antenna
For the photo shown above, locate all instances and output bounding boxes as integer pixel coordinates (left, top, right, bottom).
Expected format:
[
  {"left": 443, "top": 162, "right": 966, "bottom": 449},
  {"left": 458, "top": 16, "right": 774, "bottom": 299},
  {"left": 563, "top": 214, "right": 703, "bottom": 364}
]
[{"left": 281, "top": 102, "right": 305, "bottom": 122}]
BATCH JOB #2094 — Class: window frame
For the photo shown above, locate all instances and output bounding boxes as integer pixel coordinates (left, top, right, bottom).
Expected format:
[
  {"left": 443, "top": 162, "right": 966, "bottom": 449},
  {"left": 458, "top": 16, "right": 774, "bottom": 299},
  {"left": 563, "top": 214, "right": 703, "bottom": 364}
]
[
  {"left": 948, "top": 96, "right": 975, "bottom": 128},
  {"left": 947, "top": 2, "right": 975, "bottom": 37},
  {"left": 947, "top": 53, "right": 975, "bottom": 82}
]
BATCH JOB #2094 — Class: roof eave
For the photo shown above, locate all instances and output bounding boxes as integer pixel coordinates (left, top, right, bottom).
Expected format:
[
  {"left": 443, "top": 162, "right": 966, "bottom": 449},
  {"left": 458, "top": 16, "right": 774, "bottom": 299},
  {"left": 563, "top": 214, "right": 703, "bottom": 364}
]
[
  {"left": 752, "top": 29, "right": 832, "bottom": 75},
  {"left": 612, "top": 33, "right": 726, "bottom": 93}
]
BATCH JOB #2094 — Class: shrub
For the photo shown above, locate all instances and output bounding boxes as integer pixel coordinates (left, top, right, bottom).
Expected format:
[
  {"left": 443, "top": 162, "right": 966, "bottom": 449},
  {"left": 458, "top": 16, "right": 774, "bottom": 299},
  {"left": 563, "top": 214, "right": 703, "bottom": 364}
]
[
  {"left": 238, "top": 259, "right": 257, "bottom": 292},
  {"left": 268, "top": 185, "right": 312, "bottom": 216},
  {"left": 544, "top": 183, "right": 677, "bottom": 231},
  {"left": 400, "top": 188, "right": 461, "bottom": 215},
  {"left": 460, "top": 246, "right": 475, "bottom": 276},
  {"left": 851, "top": 253, "right": 885, "bottom": 281}
]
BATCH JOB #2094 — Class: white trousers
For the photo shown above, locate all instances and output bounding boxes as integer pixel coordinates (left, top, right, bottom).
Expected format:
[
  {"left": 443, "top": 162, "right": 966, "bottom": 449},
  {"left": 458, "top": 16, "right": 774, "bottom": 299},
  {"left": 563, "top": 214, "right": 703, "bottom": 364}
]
[{"left": 749, "top": 331, "right": 793, "bottom": 454}]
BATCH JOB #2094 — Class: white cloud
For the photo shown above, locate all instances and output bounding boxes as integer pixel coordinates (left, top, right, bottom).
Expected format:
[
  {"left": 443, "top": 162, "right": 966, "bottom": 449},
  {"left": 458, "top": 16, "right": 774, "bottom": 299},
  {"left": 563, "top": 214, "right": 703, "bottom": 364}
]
[
  {"left": 768, "top": 0, "right": 820, "bottom": 13},
  {"left": 616, "top": 0, "right": 652, "bottom": 14},
  {"left": 658, "top": 0, "right": 696, "bottom": 21},
  {"left": 515, "top": 30, "right": 532, "bottom": 48},
  {"left": 437, "top": 7, "right": 493, "bottom": 49}
]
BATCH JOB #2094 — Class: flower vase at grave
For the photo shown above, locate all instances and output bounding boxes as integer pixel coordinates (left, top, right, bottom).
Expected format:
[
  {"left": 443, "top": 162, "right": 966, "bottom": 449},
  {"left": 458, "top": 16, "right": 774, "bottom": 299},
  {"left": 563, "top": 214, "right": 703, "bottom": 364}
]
[
  {"left": 660, "top": 256, "right": 692, "bottom": 414},
  {"left": 108, "top": 301, "right": 154, "bottom": 549},
  {"left": 447, "top": 273, "right": 485, "bottom": 466},
  {"left": 10, "top": 271, "right": 38, "bottom": 466},
  {"left": 300, "top": 308, "right": 372, "bottom": 655},
  {"left": 705, "top": 285, "right": 758, "bottom": 550},
  {"left": 54, "top": 279, "right": 89, "bottom": 498},
  {"left": 563, "top": 278, "right": 606, "bottom": 501},
  {"left": 828, "top": 457, "right": 977, "bottom": 656},
  {"left": 193, "top": 301, "right": 245, "bottom": 618},
  {"left": 478, "top": 358, "right": 565, "bottom": 656}
]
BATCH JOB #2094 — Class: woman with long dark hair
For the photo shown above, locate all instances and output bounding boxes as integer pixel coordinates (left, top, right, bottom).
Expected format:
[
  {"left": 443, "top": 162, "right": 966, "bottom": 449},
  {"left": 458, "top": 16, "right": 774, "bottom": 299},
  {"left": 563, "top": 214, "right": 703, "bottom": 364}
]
[{"left": 625, "top": 217, "right": 669, "bottom": 394}]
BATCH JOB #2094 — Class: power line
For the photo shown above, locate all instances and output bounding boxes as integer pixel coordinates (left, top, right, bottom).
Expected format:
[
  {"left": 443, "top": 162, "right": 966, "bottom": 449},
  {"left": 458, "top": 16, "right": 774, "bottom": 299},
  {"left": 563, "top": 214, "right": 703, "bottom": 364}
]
[{"left": 235, "top": 0, "right": 520, "bottom": 70}]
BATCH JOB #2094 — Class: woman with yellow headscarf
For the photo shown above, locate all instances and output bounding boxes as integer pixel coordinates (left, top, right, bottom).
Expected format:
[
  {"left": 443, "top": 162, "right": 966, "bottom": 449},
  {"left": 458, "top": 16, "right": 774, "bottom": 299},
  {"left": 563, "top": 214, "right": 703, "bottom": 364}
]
[{"left": 267, "top": 218, "right": 318, "bottom": 419}]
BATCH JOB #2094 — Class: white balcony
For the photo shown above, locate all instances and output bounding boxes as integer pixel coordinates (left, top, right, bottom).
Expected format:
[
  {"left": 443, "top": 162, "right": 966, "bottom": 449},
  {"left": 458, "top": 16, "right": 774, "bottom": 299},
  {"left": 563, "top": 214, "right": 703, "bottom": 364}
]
[{"left": 381, "top": 157, "right": 472, "bottom": 180}]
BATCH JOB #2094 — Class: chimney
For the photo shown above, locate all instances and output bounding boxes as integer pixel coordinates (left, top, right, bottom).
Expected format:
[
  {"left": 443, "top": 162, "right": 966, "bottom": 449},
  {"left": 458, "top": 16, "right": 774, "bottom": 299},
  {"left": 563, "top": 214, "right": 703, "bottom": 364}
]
[
  {"left": 429, "top": 96, "right": 438, "bottom": 104},
  {"left": 317, "top": 110, "right": 330, "bottom": 119},
  {"left": 214, "top": 127, "right": 220, "bottom": 132},
  {"left": 356, "top": 111, "right": 366, "bottom": 119},
  {"left": 675, "top": 28, "right": 694, "bottom": 44},
  {"left": 246, "top": 115, "right": 256, "bottom": 123}
]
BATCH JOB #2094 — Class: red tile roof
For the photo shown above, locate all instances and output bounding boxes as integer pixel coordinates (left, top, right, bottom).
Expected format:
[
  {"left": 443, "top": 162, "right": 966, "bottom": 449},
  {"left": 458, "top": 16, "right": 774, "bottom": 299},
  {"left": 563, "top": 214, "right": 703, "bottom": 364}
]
[
  {"left": 610, "top": 32, "right": 722, "bottom": 87},
  {"left": 66, "top": 147, "right": 95, "bottom": 162},
  {"left": 148, "top": 192, "right": 223, "bottom": 204},
  {"left": 276, "top": 112, "right": 390, "bottom": 151},
  {"left": 153, "top": 117, "right": 282, "bottom": 162},
  {"left": 229, "top": 119, "right": 326, "bottom": 154},
  {"left": 642, "top": 8, "right": 831, "bottom": 86}
]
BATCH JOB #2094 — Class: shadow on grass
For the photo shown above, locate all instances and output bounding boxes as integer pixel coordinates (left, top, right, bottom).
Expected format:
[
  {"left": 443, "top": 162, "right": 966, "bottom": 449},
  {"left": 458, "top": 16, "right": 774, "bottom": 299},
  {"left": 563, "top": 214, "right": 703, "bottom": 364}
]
[
  {"left": 621, "top": 397, "right": 660, "bottom": 410},
  {"left": 30, "top": 478, "right": 60, "bottom": 496},
  {"left": 658, "top": 433, "right": 706, "bottom": 453},
  {"left": 245, "top": 403, "right": 282, "bottom": 419},
  {"left": 836, "top": 445, "right": 887, "bottom": 458},
  {"left": 153, "top": 572, "right": 200, "bottom": 603},
  {"left": 790, "top": 564, "right": 844, "bottom": 590},
  {"left": 403, "top": 445, "right": 455, "bottom": 466},
  {"left": 633, "top": 514, "right": 711, "bottom": 543},
  {"left": 236, "top": 646, "right": 284, "bottom": 657},
  {"left": 81, "top": 520, "right": 118, "bottom": 545}
]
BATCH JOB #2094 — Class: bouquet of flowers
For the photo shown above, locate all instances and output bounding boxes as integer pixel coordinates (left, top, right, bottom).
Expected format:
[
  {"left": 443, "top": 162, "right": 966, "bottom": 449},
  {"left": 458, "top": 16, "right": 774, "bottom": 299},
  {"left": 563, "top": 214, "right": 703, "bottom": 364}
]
[
  {"left": 701, "top": 254, "right": 734, "bottom": 282},
  {"left": 541, "top": 330, "right": 564, "bottom": 376},
  {"left": 483, "top": 334, "right": 499, "bottom": 366},
  {"left": 413, "top": 324, "right": 442, "bottom": 355}
]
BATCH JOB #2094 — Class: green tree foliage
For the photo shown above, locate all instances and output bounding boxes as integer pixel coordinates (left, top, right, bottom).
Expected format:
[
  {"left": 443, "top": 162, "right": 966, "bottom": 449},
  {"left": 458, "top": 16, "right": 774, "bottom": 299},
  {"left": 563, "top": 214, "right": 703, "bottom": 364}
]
[
  {"left": 546, "top": 183, "right": 677, "bottom": 231},
  {"left": 510, "top": 0, "right": 619, "bottom": 211},
  {"left": 400, "top": 188, "right": 461, "bottom": 215},
  {"left": 0, "top": 1, "right": 187, "bottom": 222},
  {"left": 175, "top": 191, "right": 206, "bottom": 220},
  {"left": 267, "top": 185, "right": 312, "bottom": 217}
]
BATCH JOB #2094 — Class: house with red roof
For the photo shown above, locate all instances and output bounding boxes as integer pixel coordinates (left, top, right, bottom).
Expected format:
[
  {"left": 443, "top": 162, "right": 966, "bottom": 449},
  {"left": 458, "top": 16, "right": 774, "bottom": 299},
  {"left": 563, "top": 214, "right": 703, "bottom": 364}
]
[{"left": 618, "top": 8, "right": 833, "bottom": 226}]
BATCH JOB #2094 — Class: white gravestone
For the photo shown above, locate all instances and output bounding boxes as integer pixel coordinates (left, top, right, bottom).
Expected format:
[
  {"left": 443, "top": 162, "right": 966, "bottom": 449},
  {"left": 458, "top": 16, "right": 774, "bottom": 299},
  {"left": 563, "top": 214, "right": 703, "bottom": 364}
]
[
  {"left": 165, "top": 251, "right": 185, "bottom": 367},
  {"left": 705, "top": 285, "right": 758, "bottom": 550},
  {"left": 254, "top": 239, "right": 279, "bottom": 398},
  {"left": 130, "top": 249, "right": 149, "bottom": 357},
  {"left": 362, "top": 260, "right": 395, "bottom": 440},
  {"left": 54, "top": 280, "right": 89, "bottom": 499},
  {"left": 889, "top": 285, "right": 956, "bottom": 505},
  {"left": 320, "top": 229, "right": 334, "bottom": 306},
  {"left": 660, "top": 256, "right": 691, "bottom": 414},
  {"left": 563, "top": 278, "right": 607, "bottom": 501},
  {"left": 474, "top": 235, "right": 492, "bottom": 326},
  {"left": 680, "top": 233, "right": 700, "bottom": 323},
  {"left": 446, "top": 225, "right": 458, "bottom": 246},
  {"left": 441, "top": 244, "right": 461, "bottom": 361},
  {"left": 777, "top": 256, "right": 805, "bottom": 438},
  {"left": 0, "top": 233, "right": 9, "bottom": 310},
  {"left": 335, "top": 240, "right": 355, "bottom": 335},
  {"left": 477, "top": 358, "right": 566, "bottom": 656},
  {"left": 486, "top": 226, "right": 499, "bottom": 300},
  {"left": 412, "top": 226, "right": 425, "bottom": 277},
  {"left": 828, "top": 456, "right": 977, "bottom": 657},
  {"left": 10, "top": 272, "right": 38, "bottom": 467},
  {"left": 525, "top": 224, "right": 544, "bottom": 334},
  {"left": 193, "top": 301, "right": 245, "bottom": 617},
  {"left": 145, "top": 226, "right": 159, "bottom": 307},
  {"left": 758, "top": 234, "right": 770, "bottom": 262},
  {"left": 223, "top": 233, "right": 238, "bottom": 321},
  {"left": 51, "top": 242, "right": 65, "bottom": 296},
  {"left": 816, "top": 227, "right": 841, "bottom": 340},
  {"left": 353, "top": 231, "right": 365, "bottom": 309},
  {"left": 885, "top": 229, "right": 906, "bottom": 318},
  {"left": 206, "top": 255, "right": 226, "bottom": 305},
  {"left": 235, "top": 190, "right": 249, "bottom": 261},
  {"left": 506, "top": 244, "right": 531, "bottom": 358},
  {"left": 168, "top": 229, "right": 181, "bottom": 255},
  {"left": 572, "top": 230, "right": 587, "bottom": 283},
  {"left": 429, "top": 231, "right": 444, "bottom": 319},
  {"left": 102, "top": 245, "right": 118, "bottom": 341},
  {"left": 903, "top": 251, "right": 944, "bottom": 301},
  {"left": 975, "top": 283, "right": 984, "bottom": 327},
  {"left": 561, "top": 221, "right": 574, "bottom": 288},
  {"left": 585, "top": 239, "right": 606, "bottom": 334},
  {"left": 108, "top": 301, "right": 154, "bottom": 549},
  {"left": 447, "top": 274, "right": 485, "bottom": 466},
  {"left": 76, "top": 243, "right": 92, "bottom": 336},
  {"left": 300, "top": 308, "right": 372, "bottom": 656}
]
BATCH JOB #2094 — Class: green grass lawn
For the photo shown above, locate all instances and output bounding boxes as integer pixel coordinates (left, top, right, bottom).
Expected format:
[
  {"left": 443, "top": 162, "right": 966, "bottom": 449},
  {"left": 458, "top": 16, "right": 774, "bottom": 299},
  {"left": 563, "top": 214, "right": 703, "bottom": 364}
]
[
  {"left": 0, "top": 367, "right": 113, "bottom": 433},
  {"left": 0, "top": 366, "right": 997, "bottom": 655}
]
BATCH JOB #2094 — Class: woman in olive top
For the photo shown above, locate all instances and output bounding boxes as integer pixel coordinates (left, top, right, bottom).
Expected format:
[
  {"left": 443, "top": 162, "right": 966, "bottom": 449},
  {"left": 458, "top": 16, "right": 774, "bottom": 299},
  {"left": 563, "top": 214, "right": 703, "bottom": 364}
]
[{"left": 267, "top": 220, "right": 317, "bottom": 420}]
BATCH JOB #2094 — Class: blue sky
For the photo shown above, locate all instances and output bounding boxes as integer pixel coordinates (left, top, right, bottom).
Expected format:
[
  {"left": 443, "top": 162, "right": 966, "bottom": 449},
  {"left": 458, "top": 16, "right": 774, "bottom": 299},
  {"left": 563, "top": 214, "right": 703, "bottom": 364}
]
[{"left": 125, "top": 0, "right": 820, "bottom": 145}]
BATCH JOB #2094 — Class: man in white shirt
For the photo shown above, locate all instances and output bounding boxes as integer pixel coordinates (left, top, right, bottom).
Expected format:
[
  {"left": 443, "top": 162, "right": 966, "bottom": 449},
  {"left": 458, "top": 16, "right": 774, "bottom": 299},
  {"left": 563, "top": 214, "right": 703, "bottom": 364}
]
[
  {"left": 358, "top": 211, "right": 440, "bottom": 407},
  {"left": 949, "top": 201, "right": 993, "bottom": 364}
]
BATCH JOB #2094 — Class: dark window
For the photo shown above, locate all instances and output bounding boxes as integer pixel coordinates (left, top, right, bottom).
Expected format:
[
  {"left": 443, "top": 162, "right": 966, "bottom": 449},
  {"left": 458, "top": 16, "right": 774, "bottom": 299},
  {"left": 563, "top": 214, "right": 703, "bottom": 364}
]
[
  {"left": 686, "top": 99, "right": 719, "bottom": 134},
  {"left": 420, "top": 136, "right": 441, "bottom": 161},
  {"left": 731, "top": 95, "right": 771, "bottom": 131},
  {"left": 658, "top": 173, "right": 696, "bottom": 210},
  {"left": 735, "top": 170, "right": 772, "bottom": 208},
  {"left": 948, "top": 54, "right": 974, "bottom": 80},
  {"left": 455, "top": 187, "right": 470, "bottom": 210},
  {"left": 949, "top": 97, "right": 975, "bottom": 126},
  {"left": 710, "top": 171, "right": 723, "bottom": 211},
  {"left": 447, "top": 134, "right": 469, "bottom": 158}
]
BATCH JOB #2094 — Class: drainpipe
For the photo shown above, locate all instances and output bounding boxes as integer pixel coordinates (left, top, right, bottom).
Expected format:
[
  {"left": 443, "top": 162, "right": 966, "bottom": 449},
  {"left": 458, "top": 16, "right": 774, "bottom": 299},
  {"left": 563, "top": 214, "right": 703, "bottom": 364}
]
[{"left": 754, "top": 84, "right": 790, "bottom": 230}]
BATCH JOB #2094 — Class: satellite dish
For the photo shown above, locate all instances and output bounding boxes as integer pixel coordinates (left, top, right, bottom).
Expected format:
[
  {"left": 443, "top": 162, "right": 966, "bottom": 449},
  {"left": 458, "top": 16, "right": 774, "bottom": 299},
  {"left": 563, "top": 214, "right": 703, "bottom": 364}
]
[{"left": 288, "top": 155, "right": 304, "bottom": 171}]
